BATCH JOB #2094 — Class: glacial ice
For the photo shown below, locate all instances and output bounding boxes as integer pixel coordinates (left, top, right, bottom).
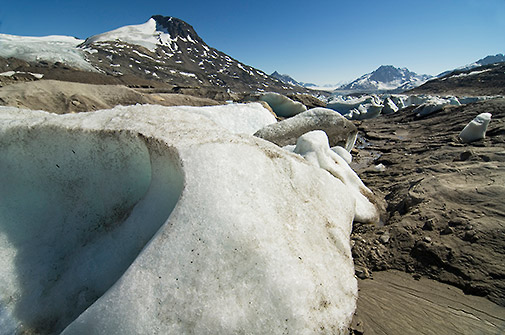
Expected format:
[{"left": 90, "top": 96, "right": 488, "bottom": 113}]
[
  {"left": 0, "top": 104, "right": 368, "bottom": 334},
  {"left": 294, "top": 131, "right": 380, "bottom": 224},
  {"left": 0, "top": 118, "right": 183, "bottom": 334},
  {"left": 0, "top": 34, "right": 96, "bottom": 72},
  {"left": 323, "top": 93, "right": 471, "bottom": 120},
  {"left": 331, "top": 146, "right": 353, "bottom": 164},
  {"left": 254, "top": 108, "right": 358, "bottom": 150},
  {"left": 459, "top": 112, "right": 492, "bottom": 143},
  {"left": 326, "top": 95, "right": 380, "bottom": 114},
  {"left": 259, "top": 92, "right": 307, "bottom": 117},
  {"left": 382, "top": 97, "right": 399, "bottom": 115}
]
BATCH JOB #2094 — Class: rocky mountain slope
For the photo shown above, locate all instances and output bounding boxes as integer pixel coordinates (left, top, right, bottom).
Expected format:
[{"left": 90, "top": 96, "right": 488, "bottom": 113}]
[
  {"left": 409, "top": 62, "right": 505, "bottom": 96},
  {"left": 0, "top": 16, "right": 309, "bottom": 94},
  {"left": 270, "top": 71, "right": 302, "bottom": 87},
  {"left": 437, "top": 53, "right": 505, "bottom": 77},
  {"left": 335, "top": 65, "right": 432, "bottom": 94}
]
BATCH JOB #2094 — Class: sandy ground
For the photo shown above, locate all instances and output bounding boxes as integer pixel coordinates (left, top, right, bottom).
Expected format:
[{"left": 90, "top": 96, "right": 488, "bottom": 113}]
[
  {"left": 351, "top": 270, "right": 505, "bottom": 335},
  {"left": 0, "top": 80, "right": 220, "bottom": 113},
  {"left": 349, "top": 98, "right": 505, "bottom": 333}
]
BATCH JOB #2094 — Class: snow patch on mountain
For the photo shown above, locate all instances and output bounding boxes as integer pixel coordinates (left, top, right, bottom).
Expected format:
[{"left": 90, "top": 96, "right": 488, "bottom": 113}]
[{"left": 82, "top": 18, "right": 192, "bottom": 53}]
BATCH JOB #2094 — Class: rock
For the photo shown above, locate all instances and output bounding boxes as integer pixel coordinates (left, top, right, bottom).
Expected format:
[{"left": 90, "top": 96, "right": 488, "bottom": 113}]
[
  {"left": 254, "top": 107, "right": 358, "bottom": 150},
  {"left": 355, "top": 266, "right": 371, "bottom": 279},
  {"left": 423, "top": 236, "right": 432, "bottom": 243},
  {"left": 422, "top": 220, "right": 434, "bottom": 231},
  {"left": 463, "top": 231, "right": 478, "bottom": 242},
  {"left": 379, "top": 233, "right": 390, "bottom": 244},
  {"left": 259, "top": 92, "right": 307, "bottom": 117},
  {"left": 0, "top": 105, "right": 362, "bottom": 334},
  {"left": 441, "top": 226, "right": 455, "bottom": 235},
  {"left": 448, "top": 218, "right": 466, "bottom": 227}
]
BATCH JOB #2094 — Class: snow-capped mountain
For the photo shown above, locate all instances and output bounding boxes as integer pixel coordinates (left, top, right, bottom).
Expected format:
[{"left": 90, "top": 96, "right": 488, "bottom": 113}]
[
  {"left": 335, "top": 65, "right": 432, "bottom": 93},
  {"left": 0, "top": 16, "right": 308, "bottom": 94}
]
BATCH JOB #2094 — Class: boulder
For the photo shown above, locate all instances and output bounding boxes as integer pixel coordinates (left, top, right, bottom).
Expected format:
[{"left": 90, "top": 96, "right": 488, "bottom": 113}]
[{"left": 254, "top": 108, "right": 358, "bottom": 151}]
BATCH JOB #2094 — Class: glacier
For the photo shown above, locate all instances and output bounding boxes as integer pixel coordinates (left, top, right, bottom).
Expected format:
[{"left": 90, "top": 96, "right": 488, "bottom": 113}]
[
  {"left": 0, "top": 34, "right": 96, "bottom": 72},
  {"left": 0, "top": 103, "right": 379, "bottom": 334}
]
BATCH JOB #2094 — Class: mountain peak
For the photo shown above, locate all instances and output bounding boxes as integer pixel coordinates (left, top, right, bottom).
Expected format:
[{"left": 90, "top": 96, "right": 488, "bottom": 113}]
[
  {"left": 151, "top": 15, "right": 203, "bottom": 44},
  {"left": 337, "top": 65, "right": 431, "bottom": 93}
]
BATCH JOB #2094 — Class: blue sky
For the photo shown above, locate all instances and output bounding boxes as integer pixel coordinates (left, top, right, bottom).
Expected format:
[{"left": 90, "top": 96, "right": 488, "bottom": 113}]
[{"left": 1, "top": 0, "right": 504, "bottom": 84}]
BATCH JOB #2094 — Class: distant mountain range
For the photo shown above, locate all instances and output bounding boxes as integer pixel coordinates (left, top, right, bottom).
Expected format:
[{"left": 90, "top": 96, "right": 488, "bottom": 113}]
[
  {"left": 272, "top": 65, "right": 433, "bottom": 94},
  {"left": 0, "top": 17, "right": 502, "bottom": 97},
  {"left": 0, "top": 15, "right": 309, "bottom": 94},
  {"left": 270, "top": 71, "right": 345, "bottom": 91},
  {"left": 273, "top": 53, "right": 505, "bottom": 95},
  {"left": 333, "top": 65, "right": 432, "bottom": 94}
]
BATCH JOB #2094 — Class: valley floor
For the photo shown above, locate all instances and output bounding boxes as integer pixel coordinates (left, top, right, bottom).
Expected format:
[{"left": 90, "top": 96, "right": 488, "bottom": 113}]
[{"left": 349, "top": 98, "right": 505, "bottom": 334}]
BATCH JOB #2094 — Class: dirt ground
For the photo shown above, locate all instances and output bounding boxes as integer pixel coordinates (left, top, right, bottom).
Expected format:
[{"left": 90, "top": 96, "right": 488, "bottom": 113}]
[
  {"left": 0, "top": 80, "right": 220, "bottom": 113},
  {"left": 351, "top": 270, "right": 505, "bottom": 335},
  {"left": 349, "top": 98, "right": 505, "bottom": 333}
]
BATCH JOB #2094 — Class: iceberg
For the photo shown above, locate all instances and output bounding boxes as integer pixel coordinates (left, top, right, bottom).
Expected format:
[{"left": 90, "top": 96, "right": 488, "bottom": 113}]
[{"left": 0, "top": 104, "right": 372, "bottom": 334}]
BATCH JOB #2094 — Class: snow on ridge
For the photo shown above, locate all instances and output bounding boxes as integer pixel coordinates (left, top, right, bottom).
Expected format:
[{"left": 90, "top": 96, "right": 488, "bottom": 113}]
[
  {"left": 449, "top": 68, "right": 493, "bottom": 79},
  {"left": 83, "top": 18, "right": 160, "bottom": 51},
  {"left": 82, "top": 18, "right": 192, "bottom": 52}
]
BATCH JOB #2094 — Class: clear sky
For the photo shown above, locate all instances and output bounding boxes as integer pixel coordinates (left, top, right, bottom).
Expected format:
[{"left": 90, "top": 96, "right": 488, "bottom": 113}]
[{"left": 1, "top": 0, "right": 504, "bottom": 85}]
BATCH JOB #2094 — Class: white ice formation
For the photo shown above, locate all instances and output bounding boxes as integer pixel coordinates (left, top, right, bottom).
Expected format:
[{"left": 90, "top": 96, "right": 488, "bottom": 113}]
[
  {"left": 459, "top": 112, "right": 492, "bottom": 143},
  {"left": 259, "top": 92, "right": 307, "bottom": 117},
  {"left": 331, "top": 146, "right": 353, "bottom": 164},
  {"left": 324, "top": 94, "right": 471, "bottom": 120},
  {"left": 254, "top": 108, "right": 358, "bottom": 151},
  {"left": 413, "top": 96, "right": 461, "bottom": 117},
  {"left": 0, "top": 34, "right": 96, "bottom": 72},
  {"left": 83, "top": 18, "right": 166, "bottom": 52},
  {"left": 381, "top": 97, "right": 399, "bottom": 115},
  {"left": 294, "top": 131, "right": 379, "bottom": 224},
  {"left": 0, "top": 103, "right": 373, "bottom": 334}
]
